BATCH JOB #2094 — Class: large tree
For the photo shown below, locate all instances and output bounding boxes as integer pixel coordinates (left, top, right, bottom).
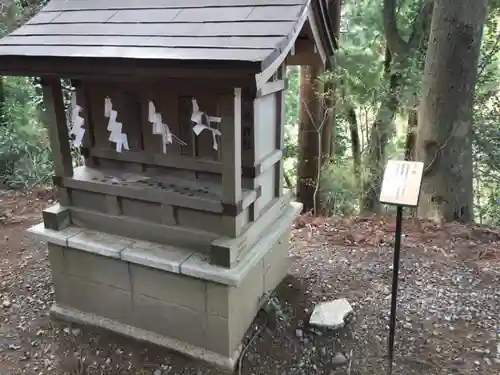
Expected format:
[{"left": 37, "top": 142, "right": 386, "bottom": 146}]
[
  {"left": 415, "top": 0, "right": 488, "bottom": 223},
  {"left": 360, "top": 0, "right": 434, "bottom": 213},
  {"left": 296, "top": 0, "right": 341, "bottom": 214}
]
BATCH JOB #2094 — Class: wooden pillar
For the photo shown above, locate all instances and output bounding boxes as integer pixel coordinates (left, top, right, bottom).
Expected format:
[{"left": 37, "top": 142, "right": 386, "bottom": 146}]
[
  {"left": 222, "top": 87, "right": 242, "bottom": 204},
  {"left": 219, "top": 87, "right": 243, "bottom": 240},
  {"left": 41, "top": 78, "right": 73, "bottom": 178},
  {"left": 274, "top": 64, "right": 286, "bottom": 197}
]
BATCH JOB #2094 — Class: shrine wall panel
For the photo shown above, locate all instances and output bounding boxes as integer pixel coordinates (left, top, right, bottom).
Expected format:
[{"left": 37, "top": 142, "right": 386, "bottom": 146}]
[
  {"left": 77, "top": 79, "right": 237, "bottom": 171},
  {"left": 253, "top": 93, "right": 277, "bottom": 163}
]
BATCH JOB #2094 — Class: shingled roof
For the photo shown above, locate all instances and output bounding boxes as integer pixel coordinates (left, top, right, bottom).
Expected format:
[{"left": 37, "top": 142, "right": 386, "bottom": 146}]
[{"left": 0, "top": 0, "right": 333, "bottom": 66}]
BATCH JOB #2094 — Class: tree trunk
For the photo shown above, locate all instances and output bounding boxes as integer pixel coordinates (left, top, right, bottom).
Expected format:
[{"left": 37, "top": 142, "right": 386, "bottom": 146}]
[
  {"left": 346, "top": 104, "right": 361, "bottom": 186},
  {"left": 405, "top": 108, "right": 418, "bottom": 161},
  {"left": 323, "top": 0, "right": 342, "bottom": 161},
  {"left": 297, "top": 65, "right": 322, "bottom": 213},
  {"left": 415, "top": 0, "right": 487, "bottom": 223},
  {"left": 361, "top": 48, "right": 402, "bottom": 214},
  {"left": 359, "top": 0, "right": 434, "bottom": 215}
]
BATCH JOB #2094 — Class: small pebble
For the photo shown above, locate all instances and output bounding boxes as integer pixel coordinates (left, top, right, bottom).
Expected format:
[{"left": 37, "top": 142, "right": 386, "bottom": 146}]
[{"left": 2, "top": 300, "right": 11, "bottom": 308}]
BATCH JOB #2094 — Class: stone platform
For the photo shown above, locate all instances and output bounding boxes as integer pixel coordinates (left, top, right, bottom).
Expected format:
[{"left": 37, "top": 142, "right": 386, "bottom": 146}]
[{"left": 28, "top": 201, "right": 302, "bottom": 371}]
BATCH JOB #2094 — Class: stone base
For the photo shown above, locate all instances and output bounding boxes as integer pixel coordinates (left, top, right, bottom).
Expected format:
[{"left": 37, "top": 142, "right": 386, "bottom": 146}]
[
  {"left": 50, "top": 304, "right": 240, "bottom": 372},
  {"left": 29, "top": 202, "right": 302, "bottom": 371}
]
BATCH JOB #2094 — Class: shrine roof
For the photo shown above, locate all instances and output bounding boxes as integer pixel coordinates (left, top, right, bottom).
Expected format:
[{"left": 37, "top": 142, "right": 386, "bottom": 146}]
[{"left": 0, "top": 0, "right": 335, "bottom": 69}]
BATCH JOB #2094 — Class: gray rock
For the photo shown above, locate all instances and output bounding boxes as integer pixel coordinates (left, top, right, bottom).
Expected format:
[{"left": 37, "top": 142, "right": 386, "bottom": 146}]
[
  {"left": 331, "top": 353, "right": 348, "bottom": 366},
  {"left": 153, "top": 370, "right": 162, "bottom": 375},
  {"left": 309, "top": 299, "right": 353, "bottom": 330}
]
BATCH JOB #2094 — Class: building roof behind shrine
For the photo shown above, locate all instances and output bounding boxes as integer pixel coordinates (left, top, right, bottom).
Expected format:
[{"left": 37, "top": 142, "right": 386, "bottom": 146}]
[{"left": 0, "top": 0, "right": 335, "bottom": 67}]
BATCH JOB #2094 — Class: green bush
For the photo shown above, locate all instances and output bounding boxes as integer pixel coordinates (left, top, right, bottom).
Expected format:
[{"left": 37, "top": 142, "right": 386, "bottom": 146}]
[
  {"left": 319, "top": 161, "right": 362, "bottom": 216},
  {"left": 0, "top": 77, "right": 53, "bottom": 189}
]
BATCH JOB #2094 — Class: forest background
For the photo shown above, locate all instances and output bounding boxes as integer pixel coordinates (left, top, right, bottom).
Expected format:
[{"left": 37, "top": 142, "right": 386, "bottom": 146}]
[{"left": 0, "top": 0, "right": 498, "bottom": 225}]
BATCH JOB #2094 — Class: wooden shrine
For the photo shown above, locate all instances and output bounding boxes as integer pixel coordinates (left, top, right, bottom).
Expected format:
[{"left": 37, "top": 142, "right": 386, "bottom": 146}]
[{"left": 0, "top": 0, "right": 335, "bottom": 370}]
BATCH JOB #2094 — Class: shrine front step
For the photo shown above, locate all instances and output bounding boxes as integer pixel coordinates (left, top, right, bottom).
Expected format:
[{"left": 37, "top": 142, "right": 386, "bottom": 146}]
[{"left": 28, "top": 202, "right": 301, "bottom": 371}]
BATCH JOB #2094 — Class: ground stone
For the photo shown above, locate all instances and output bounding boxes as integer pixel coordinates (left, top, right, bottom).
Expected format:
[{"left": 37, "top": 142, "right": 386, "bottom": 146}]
[
  {"left": 331, "top": 353, "right": 348, "bottom": 366},
  {"left": 309, "top": 298, "right": 353, "bottom": 330}
]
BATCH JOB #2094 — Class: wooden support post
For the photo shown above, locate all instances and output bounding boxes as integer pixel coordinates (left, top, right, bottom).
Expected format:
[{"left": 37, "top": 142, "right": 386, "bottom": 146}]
[
  {"left": 41, "top": 78, "right": 73, "bottom": 177},
  {"left": 222, "top": 88, "right": 242, "bottom": 204},
  {"left": 274, "top": 64, "right": 286, "bottom": 197},
  {"left": 219, "top": 88, "right": 243, "bottom": 240},
  {"left": 42, "top": 203, "right": 70, "bottom": 231}
]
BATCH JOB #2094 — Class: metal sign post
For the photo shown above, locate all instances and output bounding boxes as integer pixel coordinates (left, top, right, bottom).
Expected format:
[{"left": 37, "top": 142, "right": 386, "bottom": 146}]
[{"left": 379, "top": 160, "right": 424, "bottom": 375}]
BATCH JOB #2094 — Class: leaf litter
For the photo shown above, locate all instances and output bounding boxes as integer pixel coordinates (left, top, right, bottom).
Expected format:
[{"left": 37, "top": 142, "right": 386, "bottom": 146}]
[{"left": 0, "top": 189, "right": 499, "bottom": 374}]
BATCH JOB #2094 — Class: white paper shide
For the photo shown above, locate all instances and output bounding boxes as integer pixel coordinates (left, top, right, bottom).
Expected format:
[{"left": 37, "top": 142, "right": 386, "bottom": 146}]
[
  {"left": 70, "top": 92, "right": 85, "bottom": 148},
  {"left": 104, "top": 97, "right": 129, "bottom": 153},
  {"left": 191, "top": 98, "right": 222, "bottom": 150},
  {"left": 148, "top": 101, "right": 186, "bottom": 153}
]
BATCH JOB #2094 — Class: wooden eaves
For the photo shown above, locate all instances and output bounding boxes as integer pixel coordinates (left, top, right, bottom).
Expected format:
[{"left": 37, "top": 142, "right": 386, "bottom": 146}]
[{"left": 0, "top": 0, "right": 336, "bottom": 87}]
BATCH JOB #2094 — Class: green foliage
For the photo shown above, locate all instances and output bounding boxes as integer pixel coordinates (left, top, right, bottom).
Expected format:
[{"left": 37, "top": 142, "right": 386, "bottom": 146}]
[
  {"left": 0, "top": 0, "right": 498, "bottom": 227},
  {"left": 284, "top": 67, "right": 300, "bottom": 160},
  {"left": 471, "top": 3, "right": 500, "bottom": 224},
  {"left": 284, "top": 0, "right": 500, "bottom": 221},
  {"left": 319, "top": 160, "right": 362, "bottom": 216},
  {"left": 0, "top": 1, "right": 80, "bottom": 190},
  {"left": 0, "top": 77, "right": 53, "bottom": 189}
]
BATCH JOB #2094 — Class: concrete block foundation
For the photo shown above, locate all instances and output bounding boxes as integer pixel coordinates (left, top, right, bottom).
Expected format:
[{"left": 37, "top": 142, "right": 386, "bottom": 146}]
[{"left": 30, "top": 202, "right": 301, "bottom": 371}]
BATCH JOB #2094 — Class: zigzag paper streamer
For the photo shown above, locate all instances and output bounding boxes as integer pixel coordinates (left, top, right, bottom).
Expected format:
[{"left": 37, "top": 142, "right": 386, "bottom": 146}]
[
  {"left": 104, "top": 97, "right": 129, "bottom": 153},
  {"left": 70, "top": 92, "right": 85, "bottom": 148},
  {"left": 148, "top": 101, "right": 186, "bottom": 153},
  {"left": 191, "top": 98, "right": 222, "bottom": 150}
]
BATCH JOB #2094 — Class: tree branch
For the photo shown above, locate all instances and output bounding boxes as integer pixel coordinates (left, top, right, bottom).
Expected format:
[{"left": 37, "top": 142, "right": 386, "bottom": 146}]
[
  {"left": 408, "top": 0, "right": 435, "bottom": 50},
  {"left": 383, "top": 0, "right": 410, "bottom": 56}
]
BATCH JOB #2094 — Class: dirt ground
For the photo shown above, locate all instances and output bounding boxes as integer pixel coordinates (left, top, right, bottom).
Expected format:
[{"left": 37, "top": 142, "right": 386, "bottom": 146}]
[{"left": 0, "top": 189, "right": 499, "bottom": 375}]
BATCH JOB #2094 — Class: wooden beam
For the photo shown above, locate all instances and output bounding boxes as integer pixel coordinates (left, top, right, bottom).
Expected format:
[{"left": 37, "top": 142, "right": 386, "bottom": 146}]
[
  {"left": 307, "top": 5, "right": 327, "bottom": 63},
  {"left": 41, "top": 78, "right": 73, "bottom": 177},
  {"left": 256, "top": 0, "right": 311, "bottom": 88},
  {"left": 256, "top": 79, "right": 287, "bottom": 97},
  {"left": 286, "top": 38, "right": 323, "bottom": 66},
  {"left": 0, "top": 56, "right": 259, "bottom": 83},
  {"left": 210, "top": 190, "right": 292, "bottom": 267},
  {"left": 69, "top": 207, "right": 218, "bottom": 253},
  {"left": 275, "top": 64, "right": 286, "bottom": 197},
  {"left": 220, "top": 88, "right": 243, "bottom": 237},
  {"left": 90, "top": 147, "right": 222, "bottom": 174},
  {"left": 257, "top": 149, "right": 283, "bottom": 176}
]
